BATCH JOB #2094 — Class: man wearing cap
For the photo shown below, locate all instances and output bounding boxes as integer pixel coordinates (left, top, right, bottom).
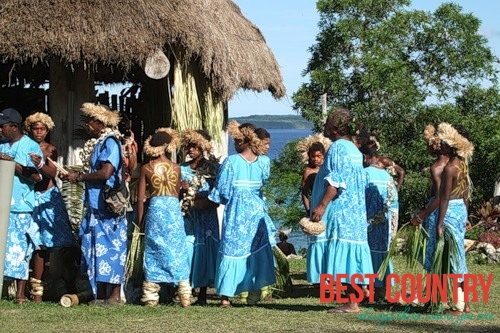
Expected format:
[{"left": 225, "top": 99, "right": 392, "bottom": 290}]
[{"left": 0, "top": 107, "right": 43, "bottom": 304}]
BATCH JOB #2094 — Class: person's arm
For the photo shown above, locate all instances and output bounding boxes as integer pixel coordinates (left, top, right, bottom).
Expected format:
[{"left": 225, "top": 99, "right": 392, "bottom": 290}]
[
  {"left": 411, "top": 165, "right": 441, "bottom": 225},
  {"left": 64, "top": 162, "right": 114, "bottom": 184},
  {"left": 301, "top": 168, "right": 312, "bottom": 216},
  {"left": 310, "top": 184, "right": 337, "bottom": 222},
  {"left": 137, "top": 165, "right": 147, "bottom": 230},
  {"left": 290, "top": 243, "right": 297, "bottom": 255},
  {"left": 436, "top": 165, "right": 456, "bottom": 237},
  {"left": 379, "top": 156, "right": 405, "bottom": 190},
  {"left": 30, "top": 147, "right": 57, "bottom": 180},
  {"left": 0, "top": 153, "right": 42, "bottom": 183}
]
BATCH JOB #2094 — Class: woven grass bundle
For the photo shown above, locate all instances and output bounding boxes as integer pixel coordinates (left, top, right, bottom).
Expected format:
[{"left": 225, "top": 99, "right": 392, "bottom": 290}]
[{"left": 299, "top": 217, "right": 326, "bottom": 236}]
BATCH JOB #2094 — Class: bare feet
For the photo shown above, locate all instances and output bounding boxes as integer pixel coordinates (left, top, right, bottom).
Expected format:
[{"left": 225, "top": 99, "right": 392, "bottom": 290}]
[
  {"left": 220, "top": 300, "right": 231, "bottom": 308},
  {"left": 464, "top": 303, "right": 471, "bottom": 313},
  {"left": 443, "top": 309, "right": 463, "bottom": 317},
  {"left": 327, "top": 304, "right": 360, "bottom": 314}
]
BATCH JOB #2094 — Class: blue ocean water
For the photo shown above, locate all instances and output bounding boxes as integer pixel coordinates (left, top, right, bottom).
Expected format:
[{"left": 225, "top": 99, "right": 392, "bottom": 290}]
[
  {"left": 227, "top": 128, "right": 313, "bottom": 250},
  {"left": 228, "top": 128, "right": 314, "bottom": 159}
]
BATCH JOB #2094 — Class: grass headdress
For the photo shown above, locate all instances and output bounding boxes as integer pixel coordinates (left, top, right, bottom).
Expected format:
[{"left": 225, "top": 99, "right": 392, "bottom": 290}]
[
  {"left": 24, "top": 112, "right": 55, "bottom": 131},
  {"left": 143, "top": 127, "right": 180, "bottom": 157}
]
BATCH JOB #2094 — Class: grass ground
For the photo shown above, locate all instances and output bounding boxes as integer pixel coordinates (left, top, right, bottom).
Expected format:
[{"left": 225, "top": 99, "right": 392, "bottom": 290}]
[{"left": 0, "top": 255, "right": 498, "bottom": 333}]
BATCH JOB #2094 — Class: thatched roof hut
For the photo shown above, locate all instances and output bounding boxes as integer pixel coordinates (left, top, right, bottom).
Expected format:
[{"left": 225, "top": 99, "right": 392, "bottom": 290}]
[
  {"left": 0, "top": 0, "right": 285, "bottom": 100},
  {"left": 0, "top": 0, "right": 285, "bottom": 163}
]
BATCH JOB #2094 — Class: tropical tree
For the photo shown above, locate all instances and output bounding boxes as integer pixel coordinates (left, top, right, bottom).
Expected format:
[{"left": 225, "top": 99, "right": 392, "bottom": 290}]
[
  {"left": 263, "top": 139, "right": 305, "bottom": 229},
  {"left": 292, "top": 0, "right": 500, "bottom": 221}
]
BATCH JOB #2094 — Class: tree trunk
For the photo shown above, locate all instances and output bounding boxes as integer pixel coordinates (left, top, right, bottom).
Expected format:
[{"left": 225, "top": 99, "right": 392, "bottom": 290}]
[{"left": 49, "top": 61, "right": 95, "bottom": 165}]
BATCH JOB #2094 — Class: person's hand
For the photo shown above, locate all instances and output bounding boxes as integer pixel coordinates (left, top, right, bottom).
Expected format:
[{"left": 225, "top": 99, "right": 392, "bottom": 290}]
[
  {"left": 437, "top": 225, "right": 443, "bottom": 238},
  {"left": 61, "top": 169, "right": 79, "bottom": 183},
  {"left": 410, "top": 213, "right": 423, "bottom": 226},
  {"left": 465, "top": 220, "right": 472, "bottom": 231},
  {"left": 310, "top": 203, "right": 326, "bottom": 222},
  {"left": 0, "top": 153, "right": 13, "bottom": 161},
  {"left": 29, "top": 153, "right": 43, "bottom": 169}
]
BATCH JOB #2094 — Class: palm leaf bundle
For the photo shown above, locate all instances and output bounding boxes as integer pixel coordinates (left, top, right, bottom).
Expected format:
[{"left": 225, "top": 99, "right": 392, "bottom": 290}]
[
  {"left": 429, "top": 228, "right": 462, "bottom": 312},
  {"left": 272, "top": 245, "right": 293, "bottom": 297},
  {"left": 59, "top": 165, "right": 85, "bottom": 237},
  {"left": 377, "top": 222, "right": 428, "bottom": 278},
  {"left": 125, "top": 222, "right": 145, "bottom": 282}
]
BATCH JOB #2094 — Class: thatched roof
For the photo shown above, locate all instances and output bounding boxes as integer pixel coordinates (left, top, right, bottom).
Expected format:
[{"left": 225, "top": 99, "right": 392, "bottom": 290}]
[{"left": 0, "top": 0, "right": 285, "bottom": 101}]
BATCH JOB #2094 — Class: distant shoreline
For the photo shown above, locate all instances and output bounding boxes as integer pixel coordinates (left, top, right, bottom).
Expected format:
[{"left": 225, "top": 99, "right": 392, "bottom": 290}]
[{"left": 229, "top": 114, "right": 312, "bottom": 130}]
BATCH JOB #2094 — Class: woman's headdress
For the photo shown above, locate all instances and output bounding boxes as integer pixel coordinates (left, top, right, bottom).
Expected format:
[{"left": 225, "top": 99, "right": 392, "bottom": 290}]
[
  {"left": 143, "top": 127, "right": 180, "bottom": 157},
  {"left": 296, "top": 134, "right": 331, "bottom": 164},
  {"left": 437, "top": 123, "right": 474, "bottom": 162},
  {"left": 423, "top": 124, "right": 441, "bottom": 152},
  {"left": 81, "top": 103, "right": 121, "bottom": 128},
  {"left": 181, "top": 129, "right": 213, "bottom": 153},
  {"left": 227, "top": 120, "right": 266, "bottom": 155},
  {"left": 24, "top": 112, "right": 55, "bottom": 132}
]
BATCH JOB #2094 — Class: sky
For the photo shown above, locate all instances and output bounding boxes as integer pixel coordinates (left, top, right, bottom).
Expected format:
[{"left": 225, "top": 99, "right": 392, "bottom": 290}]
[{"left": 229, "top": 0, "right": 500, "bottom": 117}]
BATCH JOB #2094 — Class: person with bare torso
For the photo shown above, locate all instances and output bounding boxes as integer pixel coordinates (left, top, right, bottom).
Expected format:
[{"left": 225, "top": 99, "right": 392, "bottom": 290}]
[
  {"left": 25, "top": 112, "right": 75, "bottom": 302},
  {"left": 137, "top": 128, "right": 192, "bottom": 307},
  {"left": 436, "top": 123, "right": 474, "bottom": 315},
  {"left": 301, "top": 141, "right": 326, "bottom": 217},
  {"left": 411, "top": 125, "right": 449, "bottom": 273}
]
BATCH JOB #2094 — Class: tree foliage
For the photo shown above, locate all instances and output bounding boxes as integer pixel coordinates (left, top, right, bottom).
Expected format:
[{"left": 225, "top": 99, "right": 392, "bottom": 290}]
[
  {"left": 262, "top": 139, "right": 306, "bottom": 229},
  {"left": 291, "top": 0, "right": 500, "bottom": 221}
]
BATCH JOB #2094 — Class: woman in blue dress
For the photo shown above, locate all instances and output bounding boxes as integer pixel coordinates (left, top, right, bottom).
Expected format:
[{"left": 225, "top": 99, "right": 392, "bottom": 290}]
[
  {"left": 309, "top": 107, "right": 372, "bottom": 313},
  {"left": 180, "top": 129, "right": 220, "bottom": 305},
  {"left": 137, "top": 128, "right": 191, "bottom": 307},
  {"left": 209, "top": 121, "right": 275, "bottom": 307},
  {"left": 359, "top": 137, "right": 398, "bottom": 301}
]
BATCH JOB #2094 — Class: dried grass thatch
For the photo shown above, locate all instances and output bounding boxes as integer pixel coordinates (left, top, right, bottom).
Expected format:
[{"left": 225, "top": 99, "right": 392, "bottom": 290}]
[{"left": 0, "top": 0, "right": 285, "bottom": 101}]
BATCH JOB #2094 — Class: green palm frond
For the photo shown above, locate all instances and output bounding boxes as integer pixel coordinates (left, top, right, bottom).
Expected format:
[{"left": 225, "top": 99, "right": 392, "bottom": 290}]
[
  {"left": 125, "top": 223, "right": 145, "bottom": 281},
  {"left": 59, "top": 165, "right": 85, "bottom": 237},
  {"left": 378, "top": 222, "right": 428, "bottom": 278},
  {"left": 429, "top": 228, "right": 462, "bottom": 312},
  {"left": 272, "top": 245, "right": 293, "bottom": 296}
]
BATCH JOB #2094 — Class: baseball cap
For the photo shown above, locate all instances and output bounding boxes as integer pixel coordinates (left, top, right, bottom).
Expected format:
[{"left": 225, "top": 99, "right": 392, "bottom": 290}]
[{"left": 0, "top": 108, "right": 23, "bottom": 125}]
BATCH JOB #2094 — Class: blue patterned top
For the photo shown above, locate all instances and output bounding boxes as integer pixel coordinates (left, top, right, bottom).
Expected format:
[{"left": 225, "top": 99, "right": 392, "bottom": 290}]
[
  {"left": 0, "top": 135, "right": 42, "bottom": 212},
  {"left": 85, "top": 136, "right": 122, "bottom": 210}
]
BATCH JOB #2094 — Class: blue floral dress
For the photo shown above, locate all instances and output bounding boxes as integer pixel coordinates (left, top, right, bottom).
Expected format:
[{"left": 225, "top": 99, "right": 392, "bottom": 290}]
[
  {"left": 33, "top": 186, "right": 76, "bottom": 249},
  {"left": 365, "top": 166, "right": 398, "bottom": 287},
  {"left": 308, "top": 139, "right": 372, "bottom": 284},
  {"left": 143, "top": 196, "right": 190, "bottom": 284},
  {"left": 442, "top": 199, "right": 468, "bottom": 282},
  {"left": 208, "top": 154, "right": 275, "bottom": 297},
  {"left": 181, "top": 163, "right": 220, "bottom": 288}
]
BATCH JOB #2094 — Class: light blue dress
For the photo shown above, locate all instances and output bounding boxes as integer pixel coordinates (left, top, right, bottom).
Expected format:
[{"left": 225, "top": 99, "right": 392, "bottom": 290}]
[
  {"left": 308, "top": 139, "right": 373, "bottom": 284},
  {"left": 1, "top": 135, "right": 42, "bottom": 280},
  {"left": 181, "top": 163, "right": 220, "bottom": 288},
  {"left": 208, "top": 154, "right": 276, "bottom": 297},
  {"left": 143, "top": 196, "right": 190, "bottom": 284},
  {"left": 33, "top": 186, "right": 76, "bottom": 249},
  {"left": 80, "top": 136, "right": 128, "bottom": 297},
  {"left": 365, "top": 166, "right": 398, "bottom": 287}
]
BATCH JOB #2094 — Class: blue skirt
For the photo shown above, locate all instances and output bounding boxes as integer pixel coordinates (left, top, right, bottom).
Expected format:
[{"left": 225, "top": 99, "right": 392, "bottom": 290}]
[{"left": 144, "top": 196, "right": 190, "bottom": 284}]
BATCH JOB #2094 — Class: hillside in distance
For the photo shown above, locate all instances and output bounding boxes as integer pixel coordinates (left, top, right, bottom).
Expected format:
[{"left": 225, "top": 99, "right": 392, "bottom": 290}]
[{"left": 229, "top": 114, "right": 313, "bottom": 129}]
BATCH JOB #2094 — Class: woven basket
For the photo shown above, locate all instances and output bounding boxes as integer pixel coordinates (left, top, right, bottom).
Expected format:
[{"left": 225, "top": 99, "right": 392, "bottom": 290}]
[{"left": 299, "top": 217, "right": 326, "bottom": 236}]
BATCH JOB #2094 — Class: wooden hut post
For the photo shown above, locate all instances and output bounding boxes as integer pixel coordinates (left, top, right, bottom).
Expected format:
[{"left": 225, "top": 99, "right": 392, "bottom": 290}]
[{"left": 49, "top": 60, "right": 95, "bottom": 165}]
